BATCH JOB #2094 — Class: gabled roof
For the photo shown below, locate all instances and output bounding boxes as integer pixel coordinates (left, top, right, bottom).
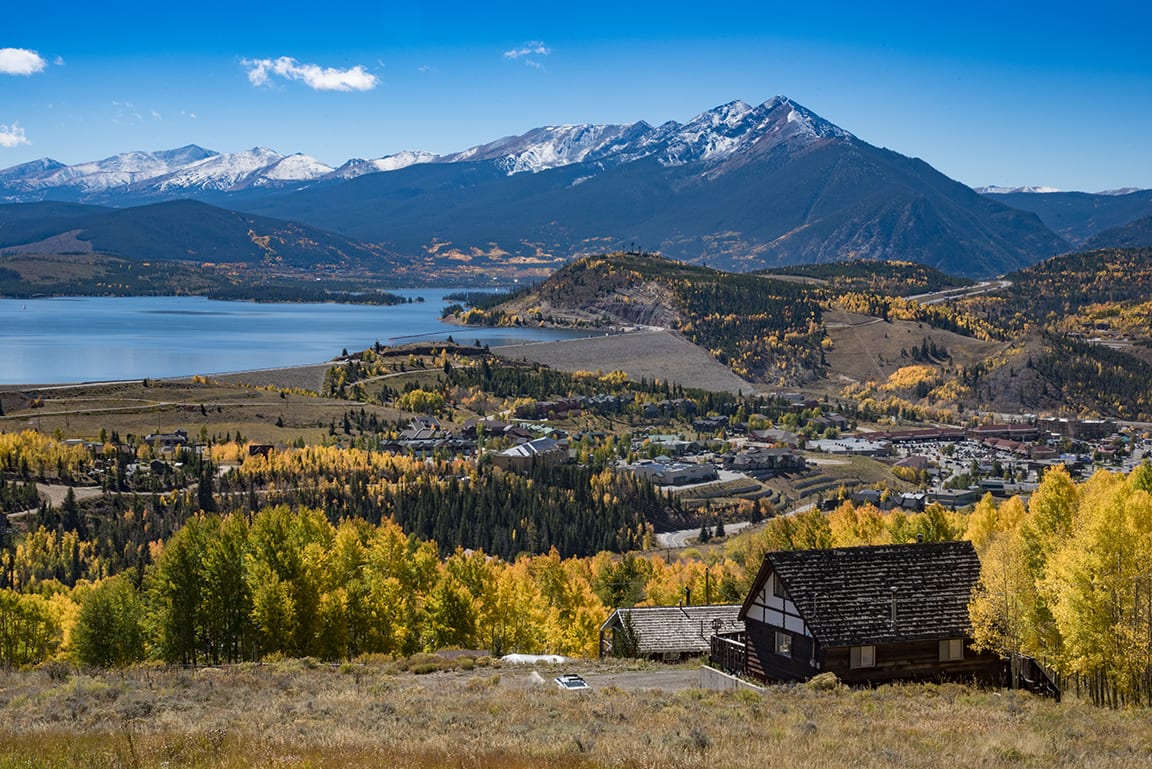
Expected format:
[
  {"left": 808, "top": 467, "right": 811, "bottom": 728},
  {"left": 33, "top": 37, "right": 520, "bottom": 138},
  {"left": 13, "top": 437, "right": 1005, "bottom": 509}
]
[
  {"left": 740, "top": 541, "right": 981, "bottom": 646},
  {"left": 601, "top": 605, "right": 742, "bottom": 655},
  {"left": 497, "top": 437, "right": 563, "bottom": 458}
]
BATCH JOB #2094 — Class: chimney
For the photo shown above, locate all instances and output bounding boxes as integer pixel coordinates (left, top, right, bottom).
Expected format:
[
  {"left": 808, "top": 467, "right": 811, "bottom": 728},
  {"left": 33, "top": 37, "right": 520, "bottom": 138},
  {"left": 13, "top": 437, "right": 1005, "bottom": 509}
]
[
  {"left": 916, "top": 533, "right": 924, "bottom": 543},
  {"left": 890, "top": 586, "right": 898, "bottom": 628},
  {"left": 685, "top": 587, "right": 692, "bottom": 606}
]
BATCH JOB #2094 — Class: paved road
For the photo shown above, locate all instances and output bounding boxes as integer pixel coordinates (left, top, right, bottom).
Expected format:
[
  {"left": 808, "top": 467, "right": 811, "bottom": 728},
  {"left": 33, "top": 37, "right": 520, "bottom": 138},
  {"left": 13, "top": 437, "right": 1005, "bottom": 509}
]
[
  {"left": 652, "top": 498, "right": 824, "bottom": 549},
  {"left": 6, "top": 483, "right": 105, "bottom": 523},
  {"left": 654, "top": 520, "right": 752, "bottom": 549},
  {"left": 906, "top": 279, "right": 1012, "bottom": 305}
]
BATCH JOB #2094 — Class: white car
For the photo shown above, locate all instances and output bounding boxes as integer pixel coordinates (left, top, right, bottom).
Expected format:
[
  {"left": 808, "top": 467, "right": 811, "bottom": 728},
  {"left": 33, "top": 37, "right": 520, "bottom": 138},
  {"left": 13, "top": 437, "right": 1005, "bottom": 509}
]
[{"left": 554, "top": 674, "right": 590, "bottom": 691}]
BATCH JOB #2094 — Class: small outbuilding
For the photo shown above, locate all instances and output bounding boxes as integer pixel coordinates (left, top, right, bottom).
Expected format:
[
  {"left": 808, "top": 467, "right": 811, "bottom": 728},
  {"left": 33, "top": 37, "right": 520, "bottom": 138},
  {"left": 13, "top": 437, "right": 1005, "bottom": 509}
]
[{"left": 600, "top": 605, "right": 742, "bottom": 660}]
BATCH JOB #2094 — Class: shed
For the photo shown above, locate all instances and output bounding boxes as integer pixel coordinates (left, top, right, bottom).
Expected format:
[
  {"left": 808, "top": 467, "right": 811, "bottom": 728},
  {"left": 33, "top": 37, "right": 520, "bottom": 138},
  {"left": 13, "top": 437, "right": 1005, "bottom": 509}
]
[{"left": 599, "top": 605, "right": 742, "bottom": 660}]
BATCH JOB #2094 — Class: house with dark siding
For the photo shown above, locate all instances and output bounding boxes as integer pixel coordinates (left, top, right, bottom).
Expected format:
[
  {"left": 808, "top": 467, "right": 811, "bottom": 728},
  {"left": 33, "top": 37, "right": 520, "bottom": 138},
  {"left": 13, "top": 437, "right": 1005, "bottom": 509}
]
[{"left": 714, "top": 541, "right": 1011, "bottom": 688}]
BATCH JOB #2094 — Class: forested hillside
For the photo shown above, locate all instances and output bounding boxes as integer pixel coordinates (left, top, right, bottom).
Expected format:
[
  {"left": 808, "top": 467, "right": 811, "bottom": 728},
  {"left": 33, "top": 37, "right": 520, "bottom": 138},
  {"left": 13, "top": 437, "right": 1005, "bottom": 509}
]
[
  {"left": 759, "top": 259, "right": 973, "bottom": 296},
  {"left": 4, "top": 421, "right": 1151, "bottom": 711},
  {"left": 450, "top": 252, "right": 827, "bottom": 384},
  {"left": 943, "top": 248, "right": 1152, "bottom": 418}
]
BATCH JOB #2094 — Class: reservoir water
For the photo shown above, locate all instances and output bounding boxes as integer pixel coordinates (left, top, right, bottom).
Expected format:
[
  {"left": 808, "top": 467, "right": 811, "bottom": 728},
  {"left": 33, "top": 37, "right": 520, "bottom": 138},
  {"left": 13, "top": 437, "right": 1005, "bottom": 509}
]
[{"left": 0, "top": 292, "right": 588, "bottom": 385}]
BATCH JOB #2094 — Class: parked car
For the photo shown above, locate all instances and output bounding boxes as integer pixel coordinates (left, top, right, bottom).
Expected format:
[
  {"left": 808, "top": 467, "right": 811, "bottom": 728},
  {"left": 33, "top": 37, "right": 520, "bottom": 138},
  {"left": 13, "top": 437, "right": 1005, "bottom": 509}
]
[{"left": 554, "top": 674, "right": 590, "bottom": 691}]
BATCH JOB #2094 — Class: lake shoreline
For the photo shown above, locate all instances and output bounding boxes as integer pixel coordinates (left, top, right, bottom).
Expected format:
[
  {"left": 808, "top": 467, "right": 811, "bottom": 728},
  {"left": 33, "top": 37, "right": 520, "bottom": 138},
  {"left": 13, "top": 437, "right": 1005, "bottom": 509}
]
[
  {"left": 0, "top": 294, "right": 587, "bottom": 386},
  {"left": 1, "top": 327, "right": 756, "bottom": 395}
]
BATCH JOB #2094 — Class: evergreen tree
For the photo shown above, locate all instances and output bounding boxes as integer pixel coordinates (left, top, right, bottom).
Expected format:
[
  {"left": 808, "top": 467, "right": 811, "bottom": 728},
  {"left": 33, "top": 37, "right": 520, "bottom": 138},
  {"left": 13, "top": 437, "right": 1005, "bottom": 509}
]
[{"left": 612, "top": 611, "right": 642, "bottom": 658}]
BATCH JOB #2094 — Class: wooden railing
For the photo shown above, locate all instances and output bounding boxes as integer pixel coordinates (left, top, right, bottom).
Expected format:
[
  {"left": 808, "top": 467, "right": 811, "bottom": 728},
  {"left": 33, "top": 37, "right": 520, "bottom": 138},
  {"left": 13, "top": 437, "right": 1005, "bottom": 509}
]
[
  {"left": 710, "top": 632, "right": 747, "bottom": 676},
  {"left": 1016, "top": 655, "right": 1061, "bottom": 701}
]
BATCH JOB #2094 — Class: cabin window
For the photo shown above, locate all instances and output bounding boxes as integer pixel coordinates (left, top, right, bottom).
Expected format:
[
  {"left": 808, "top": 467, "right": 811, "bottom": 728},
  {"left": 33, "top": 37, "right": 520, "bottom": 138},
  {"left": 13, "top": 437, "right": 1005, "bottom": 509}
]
[
  {"left": 772, "top": 573, "right": 786, "bottom": 599},
  {"left": 774, "top": 631, "right": 792, "bottom": 657},
  {"left": 939, "top": 638, "right": 965, "bottom": 661},
  {"left": 850, "top": 645, "right": 876, "bottom": 669}
]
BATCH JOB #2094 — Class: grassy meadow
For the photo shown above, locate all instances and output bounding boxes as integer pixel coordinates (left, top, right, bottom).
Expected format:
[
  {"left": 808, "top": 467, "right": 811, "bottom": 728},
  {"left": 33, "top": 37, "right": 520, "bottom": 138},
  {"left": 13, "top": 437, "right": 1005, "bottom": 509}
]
[{"left": 1, "top": 659, "right": 1149, "bottom": 769}]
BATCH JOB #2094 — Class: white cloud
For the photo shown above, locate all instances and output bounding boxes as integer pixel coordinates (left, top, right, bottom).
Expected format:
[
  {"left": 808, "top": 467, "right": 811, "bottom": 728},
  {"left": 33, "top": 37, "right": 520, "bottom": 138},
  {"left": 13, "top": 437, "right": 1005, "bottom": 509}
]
[
  {"left": 0, "top": 124, "right": 30, "bottom": 148},
  {"left": 243, "top": 57, "right": 378, "bottom": 91},
  {"left": 0, "top": 48, "right": 46, "bottom": 76},
  {"left": 112, "top": 100, "right": 142, "bottom": 125},
  {"left": 503, "top": 42, "right": 551, "bottom": 60}
]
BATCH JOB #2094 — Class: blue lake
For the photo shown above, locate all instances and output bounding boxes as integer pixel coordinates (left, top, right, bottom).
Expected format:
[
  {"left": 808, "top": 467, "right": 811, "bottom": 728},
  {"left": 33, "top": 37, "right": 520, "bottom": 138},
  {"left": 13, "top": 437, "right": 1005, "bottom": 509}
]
[{"left": 0, "top": 292, "right": 589, "bottom": 385}]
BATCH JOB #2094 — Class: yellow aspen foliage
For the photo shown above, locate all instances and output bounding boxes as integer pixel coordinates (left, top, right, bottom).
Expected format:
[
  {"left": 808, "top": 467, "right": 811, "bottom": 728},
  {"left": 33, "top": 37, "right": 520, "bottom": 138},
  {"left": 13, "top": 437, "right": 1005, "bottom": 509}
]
[{"left": 828, "top": 501, "right": 890, "bottom": 546}]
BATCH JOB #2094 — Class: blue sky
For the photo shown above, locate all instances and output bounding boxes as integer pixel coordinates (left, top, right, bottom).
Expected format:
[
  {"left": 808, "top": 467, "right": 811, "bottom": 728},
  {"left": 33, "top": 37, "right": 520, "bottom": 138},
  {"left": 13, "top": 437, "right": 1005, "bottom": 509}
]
[{"left": 2, "top": 0, "right": 1149, "bottom": 191}]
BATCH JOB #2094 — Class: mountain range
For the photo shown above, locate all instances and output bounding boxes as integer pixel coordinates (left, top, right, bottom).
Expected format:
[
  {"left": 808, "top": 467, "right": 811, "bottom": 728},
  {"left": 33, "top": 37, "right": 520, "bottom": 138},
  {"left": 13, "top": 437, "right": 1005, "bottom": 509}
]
[
  {"left": 0, "top": 99, "right": 851, "bottom": 201},
  {"left": 1, "top": 97, "right": 1148, "bottom": 279},
  {"left": 976, "top": 188, "right": 1152, "bottom": 247}
]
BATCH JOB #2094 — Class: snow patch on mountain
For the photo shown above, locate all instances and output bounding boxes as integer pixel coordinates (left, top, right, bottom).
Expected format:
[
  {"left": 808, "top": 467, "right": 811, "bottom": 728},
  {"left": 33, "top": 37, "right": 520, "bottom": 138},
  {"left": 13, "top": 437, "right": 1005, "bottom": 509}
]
[
  {"left": 258, "top": 154, "right": 334, "bottom": 183},
  {"left": 440, "top": 123, "right": 642, "bottom": 174},
  {"left": 1096, "top": 187, "right": 1145, "bottom": 196},
  {"left": 974, "top": 185, "right": 1063, "bottom": 194},
  {"left": 332, "top": 151, "right": 438, "bottom": 179}
]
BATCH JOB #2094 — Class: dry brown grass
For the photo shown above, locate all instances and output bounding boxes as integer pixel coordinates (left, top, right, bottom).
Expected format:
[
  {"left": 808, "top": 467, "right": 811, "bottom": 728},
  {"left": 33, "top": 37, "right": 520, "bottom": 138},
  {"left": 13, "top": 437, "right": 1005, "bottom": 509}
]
[
  {"left": 1, "top": 660, "right": 1148, "bottom": 769},
  {"left": 495, "top": 330, "right": 756, "bottom": 395},
  {"left": 0, "top": 379, "right": 405, "bottom": 446},
  {"left": 822, "top": 309, "right": 1004, "bottom": 392}
]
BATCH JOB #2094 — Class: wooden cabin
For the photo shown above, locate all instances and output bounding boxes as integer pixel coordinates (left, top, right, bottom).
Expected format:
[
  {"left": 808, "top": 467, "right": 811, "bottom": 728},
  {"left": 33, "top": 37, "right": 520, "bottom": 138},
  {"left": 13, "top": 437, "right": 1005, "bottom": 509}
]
[
  {"left": 600, "top": 605, "right": 742, "bottom": 661},
  {"left": 717, "top": 541, "right": 1006, "bottom": 687}
]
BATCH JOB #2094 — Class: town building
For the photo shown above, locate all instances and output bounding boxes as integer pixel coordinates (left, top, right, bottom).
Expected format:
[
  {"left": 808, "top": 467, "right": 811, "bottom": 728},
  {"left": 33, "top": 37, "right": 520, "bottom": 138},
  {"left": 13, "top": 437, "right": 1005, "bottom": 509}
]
[{"left": 491, "top": 437, "right": 567, "bottom": 473}]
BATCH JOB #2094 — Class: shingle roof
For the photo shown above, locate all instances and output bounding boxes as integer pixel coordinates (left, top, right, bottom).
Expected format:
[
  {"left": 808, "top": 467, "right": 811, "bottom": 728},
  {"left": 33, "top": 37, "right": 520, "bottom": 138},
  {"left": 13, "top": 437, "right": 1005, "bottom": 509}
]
[
  {"left": 742, "top": 541, "right": 981, "bottom": 646},
  {"left": 601, "top": 605, "right": 743, "bottom": 655}
]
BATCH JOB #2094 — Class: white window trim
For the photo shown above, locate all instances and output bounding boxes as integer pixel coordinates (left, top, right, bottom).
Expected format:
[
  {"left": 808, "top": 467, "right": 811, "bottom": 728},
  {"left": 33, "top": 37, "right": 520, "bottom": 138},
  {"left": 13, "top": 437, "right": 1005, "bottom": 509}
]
[
  {"left": 772, "top": 573, "right": 787, "bottom": 599},
  {"left": 774, "top": 630, "right": 792, "bottom": 657}
]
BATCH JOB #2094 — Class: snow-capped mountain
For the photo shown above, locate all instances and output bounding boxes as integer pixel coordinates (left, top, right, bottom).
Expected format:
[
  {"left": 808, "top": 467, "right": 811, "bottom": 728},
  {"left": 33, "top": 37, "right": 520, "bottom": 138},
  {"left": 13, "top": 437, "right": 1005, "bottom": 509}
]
[
  {"left": 0, "top": 145, "right": 218, "bottom": 197},
  {"left": 438, "top": 97, "right": 851, "bottom": 175},
  {"left": 329, "top": 151, "right": 437, "bottom": 180},
  {"left": 441, "top": 122, "right": 645, "bottom": 174},
  {"left": 147, "top": 148, "right": 332, "bottom": 193},
  {"left": 0, "top": 97, "right": 855, "bottom": 202},
  {"left": 0, "top": 145, "right": 335, "bottom": 201},
  {"left": 0, "top": 157, "right": 69, "bottom": 190}
]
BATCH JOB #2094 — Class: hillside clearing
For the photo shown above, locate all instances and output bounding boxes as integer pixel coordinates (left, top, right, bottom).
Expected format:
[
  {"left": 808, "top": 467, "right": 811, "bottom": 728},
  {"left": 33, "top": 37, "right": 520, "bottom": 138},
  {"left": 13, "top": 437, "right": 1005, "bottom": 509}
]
[{"left": 494, "top": 330, "right": 757, "bottom": 395}]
